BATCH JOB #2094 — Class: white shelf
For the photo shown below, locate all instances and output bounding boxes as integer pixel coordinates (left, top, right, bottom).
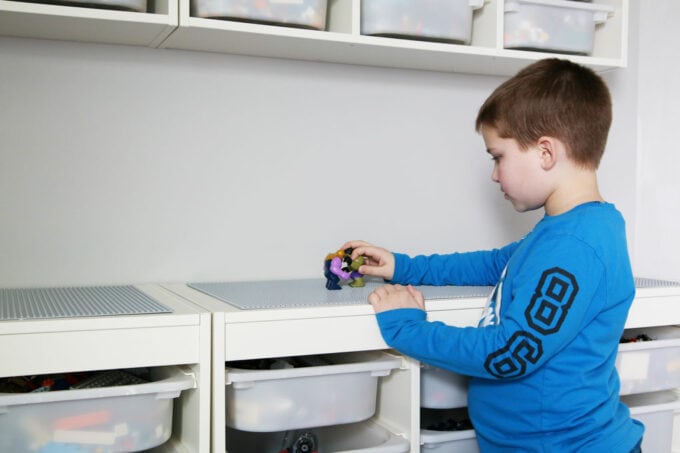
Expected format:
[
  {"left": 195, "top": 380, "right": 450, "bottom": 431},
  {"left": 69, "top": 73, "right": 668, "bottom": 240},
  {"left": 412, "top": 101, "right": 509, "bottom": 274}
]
[
  {"left": 160, "top": 0, "right": 628, "bottom": 75},
  {"left": 0, "top": 0, "right": 628, "bottom": 75},
  {"left": 162, "top": 0, "right": 628, "bottom": 75},
  {"left": 0, "top": 0, "right": 176, "bottom": 47}
]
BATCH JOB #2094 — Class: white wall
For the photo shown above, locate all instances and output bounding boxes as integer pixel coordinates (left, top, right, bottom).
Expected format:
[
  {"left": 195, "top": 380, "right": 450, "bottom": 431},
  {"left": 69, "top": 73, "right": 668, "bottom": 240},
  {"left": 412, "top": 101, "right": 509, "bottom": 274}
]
[
  {"left": 634, "top": 1, "right": 680, "bottom": 282},
  {"left": 0, "top": 14, "right": 639, "bottom": 287}
]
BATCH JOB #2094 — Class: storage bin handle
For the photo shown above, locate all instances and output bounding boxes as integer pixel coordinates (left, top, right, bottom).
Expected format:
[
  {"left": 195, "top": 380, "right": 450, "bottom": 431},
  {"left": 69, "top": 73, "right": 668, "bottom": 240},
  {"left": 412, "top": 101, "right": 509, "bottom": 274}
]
[
  {"left": 230, "top": 381, "right": 255, "bottom": 390},
  {"left": 503, "top": 0, "right": 614, "bottom": 22},
  {"left": 593, "top": 10, "right": 613, "bottom": 25},
  {"left": 155, "top": 390, "right": 182, "bottom": 400},
  {"left": 469, "top": 0, "right": 485, "bottom": 10},
  {"left": 504, "top": 0, "right": 519, "bottom": 13}
]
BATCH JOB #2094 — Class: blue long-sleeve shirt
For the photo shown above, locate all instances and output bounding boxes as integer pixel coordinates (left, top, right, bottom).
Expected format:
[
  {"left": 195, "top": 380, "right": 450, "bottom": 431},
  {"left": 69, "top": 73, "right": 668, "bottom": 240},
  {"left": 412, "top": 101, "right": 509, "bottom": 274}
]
[{"left": 377, "top": 202, "right": 644, "bottom": 452}]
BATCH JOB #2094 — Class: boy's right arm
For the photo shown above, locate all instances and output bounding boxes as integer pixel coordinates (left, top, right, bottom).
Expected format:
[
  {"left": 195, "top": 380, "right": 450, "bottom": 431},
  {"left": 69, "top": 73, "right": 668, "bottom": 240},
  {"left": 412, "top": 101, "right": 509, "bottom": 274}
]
[
  {"left": 342, "top": 240, "right": 395, "bottom": 281},
  {"left": 343, "top": 239, "right": 517, "bottom": 286}
]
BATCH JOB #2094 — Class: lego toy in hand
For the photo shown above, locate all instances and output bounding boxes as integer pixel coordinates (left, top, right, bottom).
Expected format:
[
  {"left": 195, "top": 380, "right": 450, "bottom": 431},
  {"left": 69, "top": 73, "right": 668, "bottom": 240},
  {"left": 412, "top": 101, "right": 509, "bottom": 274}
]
[{"left": 324, "top": 247, "right": 365, "bottom": 290}]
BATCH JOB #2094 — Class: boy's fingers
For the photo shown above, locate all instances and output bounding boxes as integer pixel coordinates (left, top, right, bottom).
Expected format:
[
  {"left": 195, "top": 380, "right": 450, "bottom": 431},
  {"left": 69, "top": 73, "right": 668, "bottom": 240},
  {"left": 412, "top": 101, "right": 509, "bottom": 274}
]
[
  {"left": 350, "top": 245, "right": 371, "bottom": 259},
  {"left": 342, "top": 240, "right": 371, "bottom": 251},
  {"left": 368, "top": 284, "right": 391, "bottom": 304},
  {"left": 407, "top": 285, "right": 425, "bottom": 308},
  {"left": 359, "top": 264, "right": 388, "bottom": 279}
]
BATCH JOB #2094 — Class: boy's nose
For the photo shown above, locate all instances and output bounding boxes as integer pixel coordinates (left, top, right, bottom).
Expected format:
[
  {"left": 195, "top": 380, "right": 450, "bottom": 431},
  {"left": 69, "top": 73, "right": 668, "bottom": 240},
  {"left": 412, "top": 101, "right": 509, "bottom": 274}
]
[{"left": 491, "top": 166, "right": 499, "bottom": 182}]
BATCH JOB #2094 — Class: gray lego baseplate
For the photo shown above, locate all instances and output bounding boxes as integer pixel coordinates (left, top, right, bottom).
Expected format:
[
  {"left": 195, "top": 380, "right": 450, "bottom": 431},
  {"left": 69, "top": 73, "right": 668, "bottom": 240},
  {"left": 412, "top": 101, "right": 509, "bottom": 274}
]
[
  {"left": 189, "top": 278, "right": 494, "bottom": 310},
  {"left": 0, "top": 285, "right": 172, "bottom": 321}
]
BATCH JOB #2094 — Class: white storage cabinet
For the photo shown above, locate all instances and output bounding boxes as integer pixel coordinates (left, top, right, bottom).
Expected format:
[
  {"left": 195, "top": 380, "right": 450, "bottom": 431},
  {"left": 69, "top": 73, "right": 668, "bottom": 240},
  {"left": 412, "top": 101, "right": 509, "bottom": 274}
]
[
  {"left": 0, "top": 284, "right": 212, "bottom": 453},
  {"left": 164, "top": 279, "right": 462, "bottom": 452},
  {"left": 617, "top": 279, "right": 680, "bottom": 453},
  {"left": 163, "top": 280, "right": 502, "bottom": 452},
  {"left": 165, "top": 278, "right": 680, "bottom": 451}
]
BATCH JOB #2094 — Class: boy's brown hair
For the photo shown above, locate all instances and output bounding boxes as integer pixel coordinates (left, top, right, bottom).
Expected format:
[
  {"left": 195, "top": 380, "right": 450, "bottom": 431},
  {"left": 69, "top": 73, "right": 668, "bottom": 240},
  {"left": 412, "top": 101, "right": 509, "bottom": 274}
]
[{"left": 475, "top": 58, "right": 612, "bottom": 169}]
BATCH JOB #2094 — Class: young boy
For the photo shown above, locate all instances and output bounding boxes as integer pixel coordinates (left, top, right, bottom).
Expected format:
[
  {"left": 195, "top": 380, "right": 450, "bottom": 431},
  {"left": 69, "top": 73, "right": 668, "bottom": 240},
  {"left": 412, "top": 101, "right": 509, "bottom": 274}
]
[{"left": 344, "top": 59, "right": 644, "bottom": 452}]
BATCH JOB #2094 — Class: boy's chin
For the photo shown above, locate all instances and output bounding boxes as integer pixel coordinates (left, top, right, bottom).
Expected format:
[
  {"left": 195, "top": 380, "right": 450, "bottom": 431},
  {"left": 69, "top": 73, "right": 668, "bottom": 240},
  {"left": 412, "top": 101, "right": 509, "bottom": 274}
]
[{"left": 510, "top": 200, "right": 543, "bottom": 213}]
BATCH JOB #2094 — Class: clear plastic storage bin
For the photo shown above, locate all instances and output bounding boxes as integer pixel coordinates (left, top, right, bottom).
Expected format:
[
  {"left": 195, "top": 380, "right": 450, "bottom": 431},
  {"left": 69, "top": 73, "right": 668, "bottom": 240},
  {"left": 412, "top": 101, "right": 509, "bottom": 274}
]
[
  {"left": 420, "top": 364, "right": 468, "bottom": 409},
  {"left": 361, "top": 0, "right": 485, "bottom": 44},
  {"left": 0, "top": 367, "right": 195, "bottom": 453},
  {"left": 192, "top": 0, "right": 328, "bottom": 30},
  {"left": 504, "top": 0, "right": 614, "bottom": 55},
  {"left": 616, "top": 326, "right": 680, "bottom": 395},
  {"left": 420, "top": 408, "right": 479, "bottom": 453},
  {"left": 226, "top": 420, "right": 410, "bottom": 453},
  {"left": 12, "top": 0, "right": 146, "bottom": 12},
  {"left": 225, "top": 351, "right": 402, "bottom": 432},
  {"left": 621, "top": 390, "right": 680, "bottom": 453}
]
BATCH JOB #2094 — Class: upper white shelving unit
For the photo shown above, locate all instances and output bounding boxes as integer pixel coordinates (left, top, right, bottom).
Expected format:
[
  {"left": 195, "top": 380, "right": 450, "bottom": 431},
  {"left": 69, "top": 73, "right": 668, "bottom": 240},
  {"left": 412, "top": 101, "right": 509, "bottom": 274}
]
[
  {"left": 0, "top": 0, "right": 176, "bottom": 46},
  {"left": 0, "top": 0, "right": 628, "bottom": 75}
]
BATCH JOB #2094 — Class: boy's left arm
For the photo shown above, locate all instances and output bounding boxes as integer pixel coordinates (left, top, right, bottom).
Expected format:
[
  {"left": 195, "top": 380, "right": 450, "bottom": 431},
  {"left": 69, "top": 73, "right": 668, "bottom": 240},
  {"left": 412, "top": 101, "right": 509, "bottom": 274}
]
[{"left": 373, "top": 237, "right": 609, "bottom": 379}]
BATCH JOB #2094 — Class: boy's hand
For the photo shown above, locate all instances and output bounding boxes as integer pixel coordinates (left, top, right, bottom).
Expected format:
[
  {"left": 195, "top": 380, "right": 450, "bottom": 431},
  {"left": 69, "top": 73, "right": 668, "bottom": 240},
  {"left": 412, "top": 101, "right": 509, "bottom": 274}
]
[
  {"left": 342, "top": 240, "right": 395, "bottom": 280},
  {"left": 368, "top": 284, "right": 425, "bottom": 314}
]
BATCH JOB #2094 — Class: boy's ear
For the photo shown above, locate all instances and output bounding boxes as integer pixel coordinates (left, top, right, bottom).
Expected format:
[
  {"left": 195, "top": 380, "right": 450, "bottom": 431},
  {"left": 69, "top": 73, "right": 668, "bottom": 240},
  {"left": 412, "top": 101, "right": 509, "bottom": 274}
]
[{"left": 536, "top": 136, "right": 559, "bottom": 171}]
